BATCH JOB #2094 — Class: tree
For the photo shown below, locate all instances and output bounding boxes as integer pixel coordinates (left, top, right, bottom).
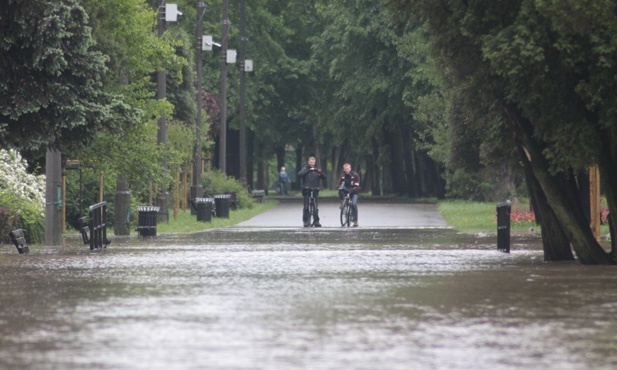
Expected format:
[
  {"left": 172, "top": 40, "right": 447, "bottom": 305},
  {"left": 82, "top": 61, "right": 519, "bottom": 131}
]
[
  {"left": 310, "top": 0, "right": 445, "bottom": 197},
  {"left": 386, "top": 0, "right": 616, "bottom": 264},
  {"left": 0, "top": 0, "right": 138, "bottom": 152}
]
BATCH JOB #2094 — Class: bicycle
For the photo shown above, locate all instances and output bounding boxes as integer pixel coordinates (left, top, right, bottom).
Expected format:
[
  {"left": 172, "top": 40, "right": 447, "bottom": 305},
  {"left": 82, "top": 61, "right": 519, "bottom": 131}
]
[
  {"left": 306, "top": 187, "right": 320, "bottom": 227},
  {"left": 340, "top": 190, "right": 352, "bottom": 227}
]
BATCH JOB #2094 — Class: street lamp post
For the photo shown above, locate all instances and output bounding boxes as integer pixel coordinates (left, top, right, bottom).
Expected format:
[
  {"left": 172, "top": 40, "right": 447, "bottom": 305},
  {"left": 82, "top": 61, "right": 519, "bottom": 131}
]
[
  {"left": 191, "top": 1, "right": 206, "bottom": 201},
  {"left": 239, "top": 0, "right": 247, "bottom": 184},
  {"left": 219, "top": 0, "right": 229, "bottom": 174},
  {"left": 156, "top": 2, "right": 182, "bottom": 220}
]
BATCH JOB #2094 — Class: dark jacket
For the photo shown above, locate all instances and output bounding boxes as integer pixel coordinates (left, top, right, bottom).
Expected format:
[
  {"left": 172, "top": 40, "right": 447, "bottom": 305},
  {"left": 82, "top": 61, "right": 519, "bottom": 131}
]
[
  {"left": 278, "top": 171, "right": 290, "bottom": 183},
  {"left": 339, "top": 171, "right": 361, "bottom": 193},
  {"left": 298, "top": 165, "right": 326, "bottom": 189}
]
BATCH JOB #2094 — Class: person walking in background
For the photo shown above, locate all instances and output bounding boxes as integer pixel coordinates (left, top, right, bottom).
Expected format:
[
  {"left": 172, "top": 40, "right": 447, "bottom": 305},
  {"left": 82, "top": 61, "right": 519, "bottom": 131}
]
[
  {"left": 338, "top": 163, "right": 361, "bottom": 227},
  {"left": 278, "top": 166, "right": 290, "bottom": 195},
  {"left": 298, "top": 156, "right": 326, "bottom": 227}
]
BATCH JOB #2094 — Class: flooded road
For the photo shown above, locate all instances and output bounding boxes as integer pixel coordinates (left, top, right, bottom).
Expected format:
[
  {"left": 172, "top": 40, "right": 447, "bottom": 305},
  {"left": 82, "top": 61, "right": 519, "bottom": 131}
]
[{"left": 1, "top": 222, "right": 617, "bottom": 369}]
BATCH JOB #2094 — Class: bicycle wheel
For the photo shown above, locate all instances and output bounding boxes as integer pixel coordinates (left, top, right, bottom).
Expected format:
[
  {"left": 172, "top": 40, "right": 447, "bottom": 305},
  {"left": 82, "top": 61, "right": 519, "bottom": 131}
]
[
  {"left": 345, "top": 201, "right": 352, "bottom": 226},
  {"left": 340, "top": 199, "right": 350, "bottom": 226},
  {"left": 308, "top": 197, "right": 315, "bottom": 225}
]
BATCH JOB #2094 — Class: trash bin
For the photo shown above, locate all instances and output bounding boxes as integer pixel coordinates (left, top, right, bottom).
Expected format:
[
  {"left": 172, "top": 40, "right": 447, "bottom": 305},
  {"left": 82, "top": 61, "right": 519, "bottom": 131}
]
[
  {"left": 137, "top": 206, "right": 159, "bottom": 236},
  {"left": 195, "top": 197, "right": 214, "bottom": 222},
  {"left": 214, "top": 194, "right": 231, "bottom": 218}
]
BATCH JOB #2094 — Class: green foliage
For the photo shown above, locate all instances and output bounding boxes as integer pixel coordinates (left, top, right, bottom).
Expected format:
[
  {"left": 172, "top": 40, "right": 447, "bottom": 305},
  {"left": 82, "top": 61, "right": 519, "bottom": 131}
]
[
  {"left": 0, "top": 0, "right": 141, "bottom": 152},
  {"left": 446, "top": 170, "right": 493, "bottom": 202},
  {"left": 438, "top": 199, "right": 537, "bottom": 233},
  {"left": 0, "top": 193, "right": 45, "bottom": 244},
  {"left": 0, "top": 149, "right": 45, "bottom": 243},
  {"left": 202, "top": 170, "right": 253, "bottom": 209}
]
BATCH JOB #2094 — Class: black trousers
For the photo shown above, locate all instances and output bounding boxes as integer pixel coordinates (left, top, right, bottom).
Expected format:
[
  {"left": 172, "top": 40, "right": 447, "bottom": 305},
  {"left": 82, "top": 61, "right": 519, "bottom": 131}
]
[{"left": 302, "top": 188, "right": 320, "bottom": 223}]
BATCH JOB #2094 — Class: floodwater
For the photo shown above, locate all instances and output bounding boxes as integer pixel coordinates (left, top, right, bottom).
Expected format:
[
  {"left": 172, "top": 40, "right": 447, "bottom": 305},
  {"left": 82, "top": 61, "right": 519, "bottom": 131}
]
[{"left": 1, "top": 227, "right": 616, "bottom": 370}]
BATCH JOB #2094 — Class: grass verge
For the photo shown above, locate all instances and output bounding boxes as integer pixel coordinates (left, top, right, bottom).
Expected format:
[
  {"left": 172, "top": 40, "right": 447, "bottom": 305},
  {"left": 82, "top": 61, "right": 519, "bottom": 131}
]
[
  {"left": 156, "top": 200, "right": 279, "bottom": 234},
  {"left": 437, "top": 199, "right": 537, "bottom": 233}
]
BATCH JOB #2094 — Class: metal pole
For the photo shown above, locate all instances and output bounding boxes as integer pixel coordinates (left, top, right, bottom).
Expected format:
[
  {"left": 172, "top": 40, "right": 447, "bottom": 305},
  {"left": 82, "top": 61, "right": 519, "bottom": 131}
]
[
  {"left": 157, "top": 1, "right": 167, "bottom": 147},
  {"left": 219, "top": 0, "right": 229, "bottom": 173},
  {"left": 192, "top": 1, "right": 206, "bottom": 200},
  {"left": 156, "top": 0, "right": 169, "bottom": 219},
  {"left": 239, "top": 0, "right": 247, "bottom": 183}
]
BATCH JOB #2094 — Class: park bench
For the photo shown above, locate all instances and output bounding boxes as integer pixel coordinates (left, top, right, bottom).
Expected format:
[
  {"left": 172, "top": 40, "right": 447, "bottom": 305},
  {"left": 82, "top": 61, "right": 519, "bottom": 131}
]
[{"left": 251, "top": 190, "right": 266, "bottom": 203}]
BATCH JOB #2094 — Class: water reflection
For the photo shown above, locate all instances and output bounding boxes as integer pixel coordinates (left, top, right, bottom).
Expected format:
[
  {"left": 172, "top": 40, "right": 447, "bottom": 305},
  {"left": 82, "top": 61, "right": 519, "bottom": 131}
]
[{"left": 0, "top": 229, "right": 615, "bottom": 369}]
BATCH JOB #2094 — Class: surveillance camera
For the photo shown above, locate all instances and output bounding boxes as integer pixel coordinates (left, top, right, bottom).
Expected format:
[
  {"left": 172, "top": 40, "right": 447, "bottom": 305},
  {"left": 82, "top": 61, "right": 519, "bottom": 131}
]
[{"left": 177, "top": 11, "right": 184, "bottom": 17}]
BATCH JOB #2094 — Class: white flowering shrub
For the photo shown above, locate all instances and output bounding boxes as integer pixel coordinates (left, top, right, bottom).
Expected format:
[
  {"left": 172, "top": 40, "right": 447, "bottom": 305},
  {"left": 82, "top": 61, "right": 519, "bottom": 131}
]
[
  {"left": 0, "top": 149, "right": 46, "bottom": 244},
  {"left": 0, "top": 149, "right": 46, "bottom": 210}
]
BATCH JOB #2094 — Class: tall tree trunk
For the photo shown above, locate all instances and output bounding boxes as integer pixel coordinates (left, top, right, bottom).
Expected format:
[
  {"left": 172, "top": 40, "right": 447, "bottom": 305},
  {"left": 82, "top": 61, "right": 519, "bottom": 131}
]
[
  {"left": 518, "top": 146, "right": 573, "bottom": 261},
  {"left": 506, "top": 105, "right": 612, "bottom": 264},
  {"left": 294, "top": 148, "right": 303, "bottom": 191},
  {"left": 389, "top": 122, "right": 407, "bottom": 195},
  {"left": 401, "top": 123, "right": 417, "bottom": 197},
  {"left": 598, "top": 127, "right": 617, "bottom": 259},
  {"left": 114, "top": 174, "right": 130, "bottom": 236},
  {"left": 275, "top": 146, "right": 285, "bottom": 173},
  {"left": 330, "top": 146, "right": 340, "bottom": 189},
  {"left": 246, "top": 129, "right": 255, "bottom": 191},
  {"left": 312, "top": 121, "right": 321, "bottom": 167},
  {"left": 371, "top": 138, "right": 381, "bottom": 196},
  {"left": 256, "top": 143, "right": 265, "bottom": 191}
]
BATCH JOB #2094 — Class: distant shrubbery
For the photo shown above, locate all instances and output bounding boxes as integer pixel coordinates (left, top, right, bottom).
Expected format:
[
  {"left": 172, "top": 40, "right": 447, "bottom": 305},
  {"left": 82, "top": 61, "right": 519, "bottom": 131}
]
[{"left": 202, "top": 170, "right": 253, "bottom": 209}]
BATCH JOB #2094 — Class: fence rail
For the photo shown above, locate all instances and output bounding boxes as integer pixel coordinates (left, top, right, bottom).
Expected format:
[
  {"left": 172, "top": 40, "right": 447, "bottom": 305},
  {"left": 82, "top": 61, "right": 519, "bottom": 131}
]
[{"left": 88, "top": 202, "right": 111, "bottom": 250}]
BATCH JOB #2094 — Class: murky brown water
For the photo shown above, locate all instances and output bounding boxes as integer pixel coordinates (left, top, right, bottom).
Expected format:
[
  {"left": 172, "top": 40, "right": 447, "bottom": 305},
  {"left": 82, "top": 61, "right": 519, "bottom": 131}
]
[{"left": 0, "top": 228, "right": 616, "bottom": 369}]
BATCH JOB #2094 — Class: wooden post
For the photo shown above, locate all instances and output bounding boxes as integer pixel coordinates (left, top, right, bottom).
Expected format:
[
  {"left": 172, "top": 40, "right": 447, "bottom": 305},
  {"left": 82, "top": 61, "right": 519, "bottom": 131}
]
[
  {"left": 99, "top": 172, "right": 104, "bottom": 203},
  {"left": 590, "top": 166, "right": 601, "bottom": 241},
  {"left": 62, "top": 174, "right": 66, "bottom": 235},
  {"left": 173, "top": 167, "right": 180, "bottom": 220},
  {"left": 182, "top": 169, "right": 188, "bottom": 211}
]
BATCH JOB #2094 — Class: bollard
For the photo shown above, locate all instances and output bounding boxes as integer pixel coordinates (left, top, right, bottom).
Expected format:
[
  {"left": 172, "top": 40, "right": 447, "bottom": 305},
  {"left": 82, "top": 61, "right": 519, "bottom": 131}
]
[
  {"left": 195, "top": 198, "right": 214, "bottom": 222},
  {"left": 496, "top": 200, "right": 511, "bottom": 253},
  {"left": 137, "top": 206, "right": 159, "bottom": 237}
]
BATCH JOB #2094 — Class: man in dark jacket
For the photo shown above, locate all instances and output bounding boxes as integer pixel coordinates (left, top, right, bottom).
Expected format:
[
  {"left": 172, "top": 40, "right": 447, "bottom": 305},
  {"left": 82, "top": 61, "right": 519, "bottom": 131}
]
[
  {"left": 338, "top": 163, "right": 361, "bottom": 227},
  {"left": 298, "top": 156, "right": 326, "bottom": 227}
]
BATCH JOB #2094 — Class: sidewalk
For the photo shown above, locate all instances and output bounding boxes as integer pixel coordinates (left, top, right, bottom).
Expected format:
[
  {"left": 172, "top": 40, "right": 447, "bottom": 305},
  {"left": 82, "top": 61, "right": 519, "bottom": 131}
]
[{"left": 236, "top": 199, "right": 449, "bottom": 228}]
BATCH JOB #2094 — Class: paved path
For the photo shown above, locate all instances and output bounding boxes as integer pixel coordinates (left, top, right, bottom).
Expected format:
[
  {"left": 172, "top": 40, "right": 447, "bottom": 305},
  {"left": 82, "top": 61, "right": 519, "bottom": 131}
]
[{"left": 236, "top": 199, "right": 449, "bottom": 228}]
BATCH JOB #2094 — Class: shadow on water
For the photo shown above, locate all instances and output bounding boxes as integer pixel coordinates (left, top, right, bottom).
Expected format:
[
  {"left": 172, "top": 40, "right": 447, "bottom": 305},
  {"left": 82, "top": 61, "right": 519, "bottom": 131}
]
[{"left": 0, "top": 228, "right": 616, "bottom": 370}]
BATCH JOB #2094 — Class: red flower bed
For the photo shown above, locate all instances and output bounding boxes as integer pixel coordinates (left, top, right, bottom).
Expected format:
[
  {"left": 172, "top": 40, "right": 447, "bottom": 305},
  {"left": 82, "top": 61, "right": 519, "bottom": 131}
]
[
  {"left": 510, "top": 208, "right": 536, "bottom": 223},
  {"left": 497, "top": 207, "right": 610, "bottom": 224},
  {"left": 601, "top": 207, "right": 609, "bottom": 224}
]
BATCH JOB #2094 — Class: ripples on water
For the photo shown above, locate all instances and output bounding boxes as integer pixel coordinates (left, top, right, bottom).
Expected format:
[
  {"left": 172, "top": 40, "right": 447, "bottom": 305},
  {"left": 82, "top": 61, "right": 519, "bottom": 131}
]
[{"left": 0, "top": 228, "right": 616, "bottom": 369}]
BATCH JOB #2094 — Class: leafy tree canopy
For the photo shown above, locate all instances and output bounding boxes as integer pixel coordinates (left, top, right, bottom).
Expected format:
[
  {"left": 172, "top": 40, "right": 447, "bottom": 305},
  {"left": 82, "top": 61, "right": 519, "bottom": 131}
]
[{"left": 0, "top": 0, "right": 140, "bottom": 152}]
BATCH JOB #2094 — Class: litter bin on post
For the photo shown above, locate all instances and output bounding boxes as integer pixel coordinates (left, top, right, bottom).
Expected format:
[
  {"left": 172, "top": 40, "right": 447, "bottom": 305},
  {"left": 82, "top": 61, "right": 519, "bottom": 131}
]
[
  {"left": 214, "top": 194, "right": 231, "bottom": 218},
  {"left": 137, "top": 206, "right": 159, "bottom": 236},
  {"left": 195, "top": 197, "right": 214, "bottom": 222}
]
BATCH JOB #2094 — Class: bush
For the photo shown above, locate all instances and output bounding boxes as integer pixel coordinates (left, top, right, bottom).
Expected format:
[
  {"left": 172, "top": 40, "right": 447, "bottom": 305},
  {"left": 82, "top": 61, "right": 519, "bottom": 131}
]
[
  {"left": 0, "top": 149, "right": 45, "bottom": 244},
  {"left": 202, "top": 170, "right": 253, "bottom": 209},
  {"left": 0, "top": 192, "right": 45, "bottom": 244}
]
